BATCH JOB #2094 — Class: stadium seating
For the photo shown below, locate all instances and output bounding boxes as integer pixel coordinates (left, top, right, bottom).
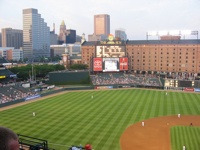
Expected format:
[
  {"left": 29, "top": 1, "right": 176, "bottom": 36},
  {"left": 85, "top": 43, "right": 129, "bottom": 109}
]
[{"left": 90, "top": 73, "right": 163, "bottom": 87}]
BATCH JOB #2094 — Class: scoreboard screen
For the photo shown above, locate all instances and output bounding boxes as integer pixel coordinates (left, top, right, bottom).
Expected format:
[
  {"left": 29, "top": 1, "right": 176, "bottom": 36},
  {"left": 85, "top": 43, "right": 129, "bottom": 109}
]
[
  {"left": 103, "top": 58, "right": 119, "bottom": 72},
  {"left": 93, "top": 57, "right": 128, "bottom": 72},
  {"left": 96, "top": 46, "right": 125, "bottom": 58}
]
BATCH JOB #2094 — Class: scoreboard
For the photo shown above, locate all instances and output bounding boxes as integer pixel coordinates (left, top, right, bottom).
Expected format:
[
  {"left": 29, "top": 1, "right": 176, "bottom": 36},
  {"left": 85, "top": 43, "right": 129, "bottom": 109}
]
[
  {"left": 93, "top": 57, "right": 128, "bottom": 72},
  {"left": 93, "top": 34, "right": 128, "bottom": 72}
]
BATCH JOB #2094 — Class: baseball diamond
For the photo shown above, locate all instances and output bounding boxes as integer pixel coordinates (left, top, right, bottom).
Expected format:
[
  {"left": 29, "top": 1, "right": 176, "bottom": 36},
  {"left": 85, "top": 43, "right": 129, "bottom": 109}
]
[{"left": 0, "top": 88, "right": 200, "bottom": 150}]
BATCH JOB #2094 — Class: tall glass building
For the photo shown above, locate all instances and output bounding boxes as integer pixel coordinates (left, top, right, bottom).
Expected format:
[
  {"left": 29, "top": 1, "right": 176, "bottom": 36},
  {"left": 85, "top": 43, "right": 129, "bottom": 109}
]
[
  {"left": 94, "top": 14, "right": 110, "bottom": 36},
  {"left": 23, "top": 8, "right": 50, "bottom": 60}
]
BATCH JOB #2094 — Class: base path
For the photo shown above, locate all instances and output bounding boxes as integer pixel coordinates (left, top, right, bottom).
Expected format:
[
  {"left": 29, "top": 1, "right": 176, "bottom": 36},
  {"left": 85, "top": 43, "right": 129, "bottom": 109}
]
[{"left": 120, "top": 115, "right": 200, "bottom": 150}]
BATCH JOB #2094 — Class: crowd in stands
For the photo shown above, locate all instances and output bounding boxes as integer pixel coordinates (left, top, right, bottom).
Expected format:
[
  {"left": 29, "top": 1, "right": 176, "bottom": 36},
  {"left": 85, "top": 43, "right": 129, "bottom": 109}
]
[
  {"left": 90, "top": 73, "right": 162, "bottom": 87},
  {"left": 0, "top": 82, "right": 38, "bottom": 104}
]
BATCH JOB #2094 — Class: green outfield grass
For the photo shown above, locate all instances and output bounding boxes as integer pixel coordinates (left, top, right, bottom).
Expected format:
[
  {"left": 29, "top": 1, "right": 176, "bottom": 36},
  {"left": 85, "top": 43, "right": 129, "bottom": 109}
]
[
  {"left": 171, "top": 126, "right": 200, "bottom": 150},
  {"left": 0, "top": 89, "right": 200, "bottom": 150}
]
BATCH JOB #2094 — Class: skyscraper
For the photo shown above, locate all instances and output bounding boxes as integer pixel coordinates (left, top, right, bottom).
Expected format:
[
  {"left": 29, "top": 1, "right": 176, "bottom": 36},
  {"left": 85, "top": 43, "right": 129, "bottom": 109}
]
[
  {"left": 66, "top": 29, "right": 76, "bottom": 44},
  {"left": 50, "top": 23, "right": 58, "bottom": 45},
  {"left": 94, "top": 14, "right": 110, "bottom": 36},
  {"left": 0, "top": 33, "right": 2, "bottom": 47},
  {"left": 23, "top": 8, "right": 50, "bottom": 60},
  {"left": 1, "top": 28, "right": 23, "bottom": 49},
  {"left": 58, "top": 20, "right": 67, "bottom": 44},
  {"left": 115, "top": 29, "right": 127, "bottom": 41}
]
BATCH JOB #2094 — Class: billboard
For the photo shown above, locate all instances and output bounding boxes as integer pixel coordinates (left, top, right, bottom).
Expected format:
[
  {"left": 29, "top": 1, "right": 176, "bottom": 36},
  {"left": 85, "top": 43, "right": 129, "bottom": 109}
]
[
  {"left": 119, "top": 57, "right": 128, "bottom": 70},
  {"left": 96, "top": 46, "right": 125, "bottom": 57},
  {"left": 0, "top": 75, "right": 6, "bottom": 79},
  {"left": 184, "top": 88, "right": 194, "bottom": 92},
  {"left": 93, "top": 58, "right": 103, "bottom": 71},
  {"left": 178, "top": 80, "right": 192, "bottom": 87}
]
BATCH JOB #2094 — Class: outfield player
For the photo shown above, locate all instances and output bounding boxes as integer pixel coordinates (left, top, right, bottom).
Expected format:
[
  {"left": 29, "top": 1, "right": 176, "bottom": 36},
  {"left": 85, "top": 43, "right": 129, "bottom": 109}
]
[
  {"left": 183, "top": 145, "right": 186, "bottom": 150},
  {"left": 32, "top": 112, "right": 35, "bottom": 116}
]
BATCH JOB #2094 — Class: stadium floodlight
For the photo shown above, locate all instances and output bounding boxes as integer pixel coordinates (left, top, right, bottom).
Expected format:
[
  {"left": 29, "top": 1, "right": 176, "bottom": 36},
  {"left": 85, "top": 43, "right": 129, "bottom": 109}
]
[
  {"left": 169, "top": 30, "right": 180, "bottom": 35},
  {"left": 146, "top": 29, "right": 198, "bottom": 40},
  {"left": 181, "top": 30, "right": 191, "bottom": 35},
  {"left": 158, "top": 30, "right": 168, "bottom": 36},
  {"left": 147, "top": 31, "right": 158, "bottom": 36}
]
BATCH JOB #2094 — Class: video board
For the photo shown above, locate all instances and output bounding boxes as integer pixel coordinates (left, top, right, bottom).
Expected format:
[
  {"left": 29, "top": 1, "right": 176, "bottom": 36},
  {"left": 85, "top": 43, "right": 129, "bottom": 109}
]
[
  {"left": 103, "top": 58, "right": 119, "bottom": 72},
  {"left": 96, "top": 46, "right": 125, "bottom": 58},
  {"left": 93, "top": 57, "right": 128, "bottom": 72}
]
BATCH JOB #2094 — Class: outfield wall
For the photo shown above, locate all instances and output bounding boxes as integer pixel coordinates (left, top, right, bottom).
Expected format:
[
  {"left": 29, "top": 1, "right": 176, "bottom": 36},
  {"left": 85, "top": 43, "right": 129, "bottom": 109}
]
[{"left": 48, "top": 71, "right": 90, "bottom": 85}]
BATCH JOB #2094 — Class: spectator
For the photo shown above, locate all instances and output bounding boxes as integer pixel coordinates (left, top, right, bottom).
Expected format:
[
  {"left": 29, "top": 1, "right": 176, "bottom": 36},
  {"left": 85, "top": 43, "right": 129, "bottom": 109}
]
[{"left": 0, "top": 126, "right": 19, "bottom": 150}]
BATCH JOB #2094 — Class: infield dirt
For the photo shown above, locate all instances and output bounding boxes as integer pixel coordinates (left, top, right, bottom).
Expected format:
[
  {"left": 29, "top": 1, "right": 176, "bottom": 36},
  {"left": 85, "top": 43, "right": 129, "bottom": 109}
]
[{"left": 120, "top": 115, "right": 200, "bottom": 150}]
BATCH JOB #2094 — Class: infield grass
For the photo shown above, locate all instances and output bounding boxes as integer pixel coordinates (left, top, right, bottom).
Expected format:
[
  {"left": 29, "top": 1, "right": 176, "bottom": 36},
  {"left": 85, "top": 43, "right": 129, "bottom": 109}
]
[
  {"left": 0, "top": 89, "right": 200, "bottom": 150},
  {"left": 171, "top": 126, "right": 200, "bottom": 150}
]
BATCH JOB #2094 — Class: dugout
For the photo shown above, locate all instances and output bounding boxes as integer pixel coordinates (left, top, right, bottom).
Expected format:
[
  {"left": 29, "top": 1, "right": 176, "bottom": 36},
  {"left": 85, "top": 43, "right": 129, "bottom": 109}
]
[{"left": 48, "top": 70, "right": 90, "bottom": 85}]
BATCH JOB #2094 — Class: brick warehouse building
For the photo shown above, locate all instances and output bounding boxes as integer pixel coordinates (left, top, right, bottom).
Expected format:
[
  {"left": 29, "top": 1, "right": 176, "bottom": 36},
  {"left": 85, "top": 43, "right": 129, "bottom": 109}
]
[{"left": 81, "top": 35, "right": 200, "bottom": 76}]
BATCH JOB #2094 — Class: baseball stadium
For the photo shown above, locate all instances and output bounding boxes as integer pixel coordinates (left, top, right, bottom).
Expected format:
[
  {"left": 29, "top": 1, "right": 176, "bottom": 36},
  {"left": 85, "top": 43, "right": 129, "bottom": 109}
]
[{"left": 0, "top": 33, "right": 200, "bottom": 150}]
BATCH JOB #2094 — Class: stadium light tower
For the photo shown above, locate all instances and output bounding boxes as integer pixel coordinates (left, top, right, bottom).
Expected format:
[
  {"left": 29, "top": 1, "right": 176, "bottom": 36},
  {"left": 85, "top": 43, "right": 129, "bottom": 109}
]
[{"left": 146, "top": 30, "right": 198, "bottom": 40}]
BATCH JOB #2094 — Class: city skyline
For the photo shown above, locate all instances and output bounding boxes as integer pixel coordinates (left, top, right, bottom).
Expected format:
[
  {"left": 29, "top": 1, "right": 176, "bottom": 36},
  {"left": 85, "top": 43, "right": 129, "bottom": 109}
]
[{"left": 0, "top": 0, "right": 200, "bottom": 40}]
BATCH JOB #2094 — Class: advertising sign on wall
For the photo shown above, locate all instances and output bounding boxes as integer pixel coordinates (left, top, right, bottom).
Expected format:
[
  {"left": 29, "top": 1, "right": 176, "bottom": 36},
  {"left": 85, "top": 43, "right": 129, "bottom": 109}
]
[
  {"left": 93, "top": 58, "right": 102, "bottom": 71},
  {"left": 119, "top": 57, "right": 128, "bottom": 71},
  {"left": 184, "top": 88, "right": 194, "bottom": 92},
  {"left": 194, "top": 88, "right": 200, "bottom": 92}
]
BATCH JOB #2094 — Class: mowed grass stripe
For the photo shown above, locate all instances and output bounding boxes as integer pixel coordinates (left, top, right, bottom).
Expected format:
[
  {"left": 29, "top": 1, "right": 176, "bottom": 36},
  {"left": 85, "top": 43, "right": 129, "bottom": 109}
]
[
  {"left": 72, "top": 92, "right": 121, "bottom": 145},
  {"left": 94, "top": 91, "right": 129, "bottom": 148},
  {"left": 182, "top": 93, "right": 193, "bottom": 114},
  {"left": 169, "top": 92, "right": 176, "bottom": 115},
  {"left": 193, "top": 127, "right": 200, "bottom": 150},
  {"left": 65, "top": 90, "right": 123, "bottom": 148},
  {"left": 132, "top": 89, "right": 150, "bottom": 121},
  {"left": 171, "top": 126, "right": 200, "bottom": 150},
  {"left": 158, "top": 91, "right": 165, "bottom": 116},
  {"left": 186, "top": 93, "right": 200, "bottom": 114},
  {"left": 0, "top": 89, "right": 200, "bottom": 150},
  {"left": 192, "top": 94, "right": 200, "bottom": 114},
  {"left": 149, "top": 91, "right": 160, "bottom": 117},
  {"left": 172, "top": 92, "right": 181, "bottom": 115},
  {"left": 143, "top": 90, "right": 155, "bottom": 119}
]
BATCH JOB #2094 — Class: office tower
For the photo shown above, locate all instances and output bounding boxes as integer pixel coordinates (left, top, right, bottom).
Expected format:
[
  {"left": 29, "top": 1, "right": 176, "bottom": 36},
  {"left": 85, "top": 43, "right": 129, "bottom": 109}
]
[
  {"left": 23, "top": 8, "right": 50, "bottom": 60},
  {"left": 115, "top": 29, "right": 127, "bottom": 41},
  {"left": 0, "top": 33, "right": 2, "bottom": 47},
  {"left": 58, "top": 20, "right": 67, "bottom": 44},
  {"left": 50, "top": 23, "right": 58, "bottom": 45},
  {"left": 76, "top": 35, "right": 82, "bottom": 43},
  {"left": 50, "top": 31, "right": 58, "bottom": 45},
  {"left": 94, "top": 14, "right": 110, "bottom": 36},
  {"left": 1, "top": 28, "right": 23, "bottom": 49},
  {"left": 66, "top": 29, "right": 76, "bottom": 44}
]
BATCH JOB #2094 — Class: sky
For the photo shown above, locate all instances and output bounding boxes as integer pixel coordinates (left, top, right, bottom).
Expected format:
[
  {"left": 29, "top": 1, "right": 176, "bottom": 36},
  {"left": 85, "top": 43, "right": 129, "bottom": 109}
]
[{"left": 0, "top": 0, "right": 200, "bottom": 40}]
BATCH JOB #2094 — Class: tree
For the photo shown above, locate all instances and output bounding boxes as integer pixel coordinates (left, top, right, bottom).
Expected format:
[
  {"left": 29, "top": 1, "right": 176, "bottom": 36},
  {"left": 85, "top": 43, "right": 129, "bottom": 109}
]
[
  {"left": 9, "top": 64, "right": 65, "bottom": 81},
  {"left": 70, "top": 64, "right": 88, "bottom": 70}
]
